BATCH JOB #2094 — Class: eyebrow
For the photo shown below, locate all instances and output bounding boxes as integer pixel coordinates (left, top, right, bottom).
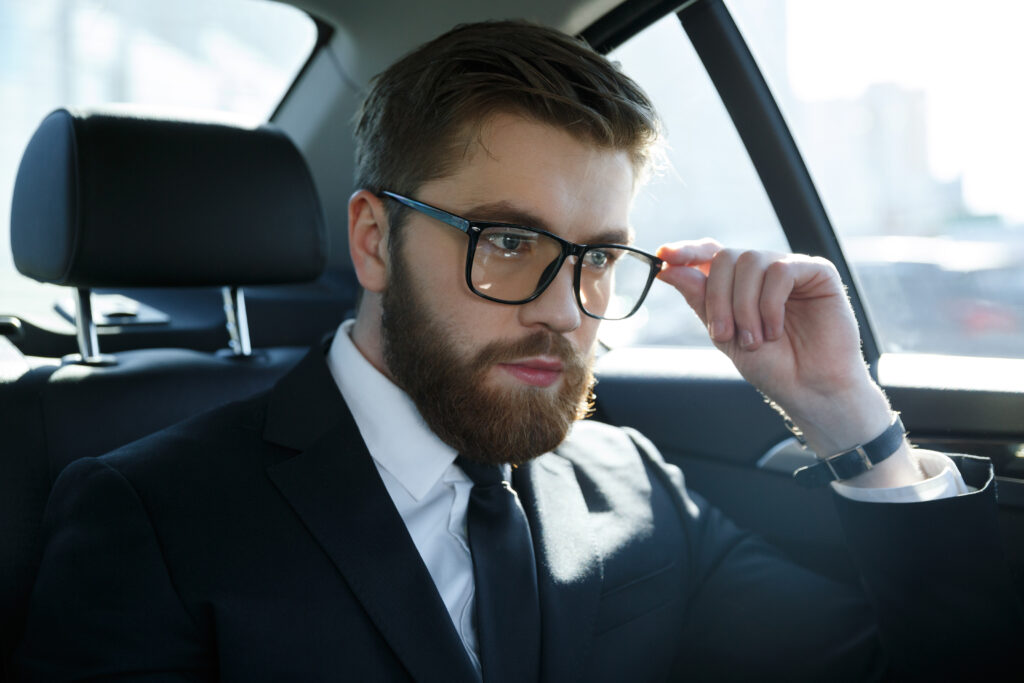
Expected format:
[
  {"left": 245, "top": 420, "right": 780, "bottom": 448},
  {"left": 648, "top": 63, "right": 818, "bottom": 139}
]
[{"left": 462, "top": 200, "right": 634, "bottom": 246}]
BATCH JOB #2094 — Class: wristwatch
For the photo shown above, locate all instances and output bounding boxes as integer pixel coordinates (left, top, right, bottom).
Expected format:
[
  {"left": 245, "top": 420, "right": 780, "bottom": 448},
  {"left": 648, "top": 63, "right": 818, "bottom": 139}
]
[{"left": 792, "top": 414, "right": 906, "bottom": 488}]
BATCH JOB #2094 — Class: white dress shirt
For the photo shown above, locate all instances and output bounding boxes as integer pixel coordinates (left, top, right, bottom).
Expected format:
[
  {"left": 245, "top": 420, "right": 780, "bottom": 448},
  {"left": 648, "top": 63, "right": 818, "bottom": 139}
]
[
  {"left": 325, "top": 319, "right": 969, "bottom": 665},
  {"left": 327, "top": 319, "right": 482, "bottom": 672},
  {"left": 833, "top": 449, "right": 970, "bottom": 501}
]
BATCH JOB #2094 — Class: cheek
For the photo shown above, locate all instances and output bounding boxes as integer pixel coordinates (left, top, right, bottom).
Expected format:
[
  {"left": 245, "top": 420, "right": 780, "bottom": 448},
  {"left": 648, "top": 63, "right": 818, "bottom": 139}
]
[
  {"left": 399, "top": 230, "right": 473, "bottom": 303},
  {"left": 455, "top": 301, "right": 523, "bottom": 347},
  {"left": 423, "top": 278, "right": 515, "bottom": 347},
  {"left": 571, "top": 318, "right": 601, "bottom": 356}
]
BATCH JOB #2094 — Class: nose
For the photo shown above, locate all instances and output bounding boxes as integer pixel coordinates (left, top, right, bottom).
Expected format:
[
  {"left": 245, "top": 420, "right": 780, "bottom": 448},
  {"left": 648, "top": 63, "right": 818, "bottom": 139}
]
[{"left": 517, "top": 256, "right": 582, "bottom": 333}]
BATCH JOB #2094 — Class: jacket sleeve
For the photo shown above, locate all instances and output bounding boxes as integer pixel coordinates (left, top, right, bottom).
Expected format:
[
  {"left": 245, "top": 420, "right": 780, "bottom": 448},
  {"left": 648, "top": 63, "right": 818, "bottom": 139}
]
[
  {"left": 832, "top": 454, "right": 1024, "bottom": 679},
  {"left": 625, "top": 428, "right": 1023, "bottom": 682},
  {"left": 18, "top": 457, "right": 210, "bottom": 682}
]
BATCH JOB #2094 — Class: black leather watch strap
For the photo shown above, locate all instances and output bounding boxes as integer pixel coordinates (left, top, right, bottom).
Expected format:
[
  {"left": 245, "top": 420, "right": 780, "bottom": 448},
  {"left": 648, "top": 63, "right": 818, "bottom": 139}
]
[{"left": 793, "top": 415, "right": 906, "bottom": 488}]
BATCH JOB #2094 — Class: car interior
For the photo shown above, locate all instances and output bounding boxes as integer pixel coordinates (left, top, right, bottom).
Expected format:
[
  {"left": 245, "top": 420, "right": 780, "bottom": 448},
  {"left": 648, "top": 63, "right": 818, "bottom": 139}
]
[{"left": 2, "top": 0, "right": 1023, "bottom": 679}]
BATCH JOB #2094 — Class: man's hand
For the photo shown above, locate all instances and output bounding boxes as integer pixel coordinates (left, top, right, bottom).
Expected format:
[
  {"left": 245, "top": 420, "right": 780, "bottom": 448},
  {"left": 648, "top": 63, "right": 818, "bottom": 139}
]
[{"left": 656, "top": 239, "right": 922, "bottom": 487}]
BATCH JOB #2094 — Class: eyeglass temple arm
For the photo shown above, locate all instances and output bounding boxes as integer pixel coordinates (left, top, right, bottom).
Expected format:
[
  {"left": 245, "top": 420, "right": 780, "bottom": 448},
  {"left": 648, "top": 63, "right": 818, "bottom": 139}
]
[{"left": 381, "top": 191, "right": 471, "bottom": 233}]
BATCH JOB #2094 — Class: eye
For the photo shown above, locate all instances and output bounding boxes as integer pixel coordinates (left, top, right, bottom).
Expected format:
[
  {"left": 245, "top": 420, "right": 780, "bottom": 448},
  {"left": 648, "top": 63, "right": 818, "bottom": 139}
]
[
  {"left": 484, "top": 229, "right": 536, "bottom": 255},
  {"left": 498, "top": 233, "right": 523, "bottom": 251},
  {"left": 584, "top": 249, "right": 615, "bottom": 269}
]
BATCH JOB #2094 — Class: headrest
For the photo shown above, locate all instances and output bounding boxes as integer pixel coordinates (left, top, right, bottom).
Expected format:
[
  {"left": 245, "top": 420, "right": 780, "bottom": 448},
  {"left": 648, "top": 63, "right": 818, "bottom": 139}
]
[{"left": 10, "top": 109, "right": 327, "bottom": 287}]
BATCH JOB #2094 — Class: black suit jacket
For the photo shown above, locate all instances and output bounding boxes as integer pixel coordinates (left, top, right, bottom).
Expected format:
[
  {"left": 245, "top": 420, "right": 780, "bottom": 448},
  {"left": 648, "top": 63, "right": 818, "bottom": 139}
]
[{"left": 18, "top": 347, "right": 1023, "bottom": 681}]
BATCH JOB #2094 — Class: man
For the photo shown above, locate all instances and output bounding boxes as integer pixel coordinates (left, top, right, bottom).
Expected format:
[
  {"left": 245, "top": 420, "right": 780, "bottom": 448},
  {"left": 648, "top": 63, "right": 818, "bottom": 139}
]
[{"left": 19, "top": 20, "right": 1021, "bottom": 682}]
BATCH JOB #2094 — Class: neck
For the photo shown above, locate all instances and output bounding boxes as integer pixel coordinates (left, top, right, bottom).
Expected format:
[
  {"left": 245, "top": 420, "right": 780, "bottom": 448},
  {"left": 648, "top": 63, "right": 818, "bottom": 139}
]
[{"left": 350, "top": 297, "right": 391, "bottom": 379}]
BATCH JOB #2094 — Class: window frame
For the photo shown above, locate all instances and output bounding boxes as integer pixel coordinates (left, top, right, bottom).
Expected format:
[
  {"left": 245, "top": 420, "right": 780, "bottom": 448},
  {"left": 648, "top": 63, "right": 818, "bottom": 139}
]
[{"left": 584, "top": 0, "right": 882, "bottom": 370}]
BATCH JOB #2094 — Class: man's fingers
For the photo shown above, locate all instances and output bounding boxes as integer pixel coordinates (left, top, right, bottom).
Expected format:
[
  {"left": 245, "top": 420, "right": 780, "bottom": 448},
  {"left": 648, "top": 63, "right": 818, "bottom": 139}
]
[
  {"left": 657, "top": 243, "right": 842, "bottom": 347},
  {"left": 731, "top": 251, "right": 768, "bottom": 350},
  {"left": 703, "top": 249, "right": 737, "bottom": 343},
  {"left": 656, "top": 238, "right": 722, "bottom": 323},
  {"left": 657, "top": 238, "right": 723, "bottom": 276},
  {"left": 657, "top": 263, "right": 708, "bottom": 323},
  {"left": 760, "top": 260, "right": 794, "bottom": 341}
]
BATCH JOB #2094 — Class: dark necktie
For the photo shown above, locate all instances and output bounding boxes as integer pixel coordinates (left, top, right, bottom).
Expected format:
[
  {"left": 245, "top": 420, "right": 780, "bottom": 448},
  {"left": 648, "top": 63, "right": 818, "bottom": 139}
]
[{"left": 456, "top": 455, "right": 542, "bottom": 683}]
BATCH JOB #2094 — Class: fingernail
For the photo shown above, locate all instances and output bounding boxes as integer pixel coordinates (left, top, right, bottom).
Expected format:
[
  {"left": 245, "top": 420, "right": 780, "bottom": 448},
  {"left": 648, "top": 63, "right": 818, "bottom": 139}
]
[
  {"left": 740, "top": 329, "right": 755, "bottom": 348},
  {"left": 710, "top": 319, "right": 725, "bottom": 340},
  {"left": 764, "top": 324, "right": 777, "bottom": 340}
]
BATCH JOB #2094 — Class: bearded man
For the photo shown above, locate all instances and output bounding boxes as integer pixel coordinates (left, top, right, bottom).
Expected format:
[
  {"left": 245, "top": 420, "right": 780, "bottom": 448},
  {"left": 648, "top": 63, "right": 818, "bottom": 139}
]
[{"left": 19, "top": 19, "right": 1020, "bottom": 683}]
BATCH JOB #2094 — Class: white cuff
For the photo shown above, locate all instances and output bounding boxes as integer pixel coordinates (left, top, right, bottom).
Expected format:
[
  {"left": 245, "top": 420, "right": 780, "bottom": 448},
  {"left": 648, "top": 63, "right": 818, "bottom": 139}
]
[{"left": 831, "top": 450, "right": 972, "bottom": 503}]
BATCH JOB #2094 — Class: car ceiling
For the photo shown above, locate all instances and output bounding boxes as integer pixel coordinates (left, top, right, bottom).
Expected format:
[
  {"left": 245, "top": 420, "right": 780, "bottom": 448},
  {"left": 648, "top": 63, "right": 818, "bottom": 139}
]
[
  {"left": 270, "top": 0, "right": 638, "bottom": 274},
  {"left": 291, "top": 0, "right": 624, "bottom": 57}
]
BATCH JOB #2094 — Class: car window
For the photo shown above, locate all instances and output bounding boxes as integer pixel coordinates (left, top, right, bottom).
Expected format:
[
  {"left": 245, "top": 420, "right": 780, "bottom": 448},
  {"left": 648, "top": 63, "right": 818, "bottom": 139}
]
[
  {"left": 0, "top": 0, "right": 317, "bottom": 312},
  {"left": 729, "top": 0, "right": 1024, "bottom": 360},
  {"left": 601, "top": 15, "right": 791, "bottom": 348}
]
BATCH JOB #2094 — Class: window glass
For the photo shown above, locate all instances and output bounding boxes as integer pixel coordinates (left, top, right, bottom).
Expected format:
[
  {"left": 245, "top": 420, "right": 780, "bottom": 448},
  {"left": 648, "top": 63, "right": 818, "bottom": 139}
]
[
  {"left": 730, "top": 0, "right": 1024, "bottom": 359},
  {"left": 603, "top": 15, "right": 790, "bottom": 348},
  {"left": 0, "top": 0, "right": 317, "bottom": 311}
]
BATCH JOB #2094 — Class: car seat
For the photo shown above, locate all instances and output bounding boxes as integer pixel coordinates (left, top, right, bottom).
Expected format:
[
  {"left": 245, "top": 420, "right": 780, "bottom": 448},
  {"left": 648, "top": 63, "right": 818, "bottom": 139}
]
[{"left": 0, "top": 108, "right": 331, "bottom": 680}]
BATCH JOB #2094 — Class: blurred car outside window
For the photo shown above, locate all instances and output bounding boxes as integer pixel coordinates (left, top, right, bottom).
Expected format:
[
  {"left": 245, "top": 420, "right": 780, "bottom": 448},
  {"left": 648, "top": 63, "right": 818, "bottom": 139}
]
[
  {"left": 730, "top": 0, "right": 1024, "bottom": 361},
  {"left": 0, "top": 0, "right": 317, "bottom": 314},
  {"left": 603, "top": 15, "right": 791, "bottom": 348}
]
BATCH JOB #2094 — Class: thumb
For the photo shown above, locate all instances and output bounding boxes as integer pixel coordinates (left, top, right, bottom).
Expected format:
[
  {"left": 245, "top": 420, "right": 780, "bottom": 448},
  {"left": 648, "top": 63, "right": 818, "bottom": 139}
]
[{"left": 657, "top": 265, "right": 708, "bottom": 324}]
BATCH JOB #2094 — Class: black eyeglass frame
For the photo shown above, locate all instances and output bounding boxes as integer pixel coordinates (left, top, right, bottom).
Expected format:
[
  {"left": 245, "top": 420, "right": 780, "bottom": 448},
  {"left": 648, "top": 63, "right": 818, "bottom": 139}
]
[{"left": 380, "top": 191, "right": 664, "bottom": 320}]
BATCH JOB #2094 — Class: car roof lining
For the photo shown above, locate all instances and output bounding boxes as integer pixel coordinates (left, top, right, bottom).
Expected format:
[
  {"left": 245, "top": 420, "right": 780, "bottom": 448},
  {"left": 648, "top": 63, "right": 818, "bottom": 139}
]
[
  {"left": 289, "top": 0, "right": 625, "bottom": 51},
  {"left": 270, "top": 0, "right": 660, "bottom": 278}
]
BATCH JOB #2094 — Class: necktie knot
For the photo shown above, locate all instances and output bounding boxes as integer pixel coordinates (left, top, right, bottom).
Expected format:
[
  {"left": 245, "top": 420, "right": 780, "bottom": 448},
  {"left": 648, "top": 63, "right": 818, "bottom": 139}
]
[{"left": 455, "top": 454, "right": 505, "bottom": 488}]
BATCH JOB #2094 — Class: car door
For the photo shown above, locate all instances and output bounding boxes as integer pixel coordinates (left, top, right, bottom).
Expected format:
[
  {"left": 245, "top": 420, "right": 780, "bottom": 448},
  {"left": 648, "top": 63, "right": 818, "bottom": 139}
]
[{"left": 583, "top": 0, "right": 1024, "bottom": 587}]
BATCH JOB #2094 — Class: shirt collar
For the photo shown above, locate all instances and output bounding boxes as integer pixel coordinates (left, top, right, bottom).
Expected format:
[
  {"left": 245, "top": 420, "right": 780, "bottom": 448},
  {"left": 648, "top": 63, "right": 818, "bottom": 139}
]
[{"left": 326, "top": 319, "right": 459, "bottom": 501}]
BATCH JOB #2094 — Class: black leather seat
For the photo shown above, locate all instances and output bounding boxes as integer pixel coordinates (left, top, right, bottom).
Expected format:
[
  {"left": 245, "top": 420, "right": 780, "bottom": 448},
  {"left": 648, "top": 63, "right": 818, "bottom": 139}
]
[{"left": 0, "top": 109, "right": 330, "bottom": 679}]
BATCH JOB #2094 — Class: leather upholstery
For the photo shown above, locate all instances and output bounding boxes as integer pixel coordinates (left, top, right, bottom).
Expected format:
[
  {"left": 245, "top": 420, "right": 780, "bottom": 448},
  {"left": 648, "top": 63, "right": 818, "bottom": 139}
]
[{"left": 10, "top": 109, "right": 327, "bottom": 287}]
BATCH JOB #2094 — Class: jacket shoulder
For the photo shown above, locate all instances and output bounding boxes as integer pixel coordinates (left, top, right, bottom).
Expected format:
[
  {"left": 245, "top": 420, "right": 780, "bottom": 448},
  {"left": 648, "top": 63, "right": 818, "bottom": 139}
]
[{"left": 556, "top": 419, "right": 700, "bottom": 519}]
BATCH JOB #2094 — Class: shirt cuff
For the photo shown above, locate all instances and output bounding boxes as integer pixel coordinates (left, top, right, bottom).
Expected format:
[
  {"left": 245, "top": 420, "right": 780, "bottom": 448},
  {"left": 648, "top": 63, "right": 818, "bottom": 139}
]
[{"left": 831, "top": 450, "right": 972, "bottom": 503}]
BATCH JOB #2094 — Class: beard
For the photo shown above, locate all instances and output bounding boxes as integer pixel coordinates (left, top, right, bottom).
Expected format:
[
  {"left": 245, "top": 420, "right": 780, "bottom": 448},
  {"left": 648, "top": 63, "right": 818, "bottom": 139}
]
[{"left": 380, "top": 249, "right": 596, "bottom": 467}]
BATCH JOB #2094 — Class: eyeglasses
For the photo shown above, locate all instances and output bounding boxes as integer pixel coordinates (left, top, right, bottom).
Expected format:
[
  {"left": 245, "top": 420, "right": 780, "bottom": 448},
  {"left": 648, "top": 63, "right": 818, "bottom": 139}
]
[{"left": 381, "top": 191, "right": 663, "bottom": 321}]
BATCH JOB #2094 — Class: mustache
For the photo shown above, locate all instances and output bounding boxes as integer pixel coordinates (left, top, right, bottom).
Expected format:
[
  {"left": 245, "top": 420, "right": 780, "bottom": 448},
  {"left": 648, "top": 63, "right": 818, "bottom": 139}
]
[{"left": 471, "top": 331, "right": 588, "bottom": 373}]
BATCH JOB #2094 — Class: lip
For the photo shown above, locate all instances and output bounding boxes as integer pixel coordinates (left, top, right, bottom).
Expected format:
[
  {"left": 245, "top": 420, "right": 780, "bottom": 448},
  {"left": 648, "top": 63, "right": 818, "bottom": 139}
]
[{"left": 497, "top": 356, "right": 564, "bottom": 388}]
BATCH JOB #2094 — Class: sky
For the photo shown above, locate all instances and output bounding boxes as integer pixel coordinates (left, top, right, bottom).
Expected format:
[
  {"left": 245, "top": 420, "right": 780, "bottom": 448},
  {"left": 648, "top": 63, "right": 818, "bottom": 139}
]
[{"left": 785, "top": 0, "right": 1024, "bottom": 223}]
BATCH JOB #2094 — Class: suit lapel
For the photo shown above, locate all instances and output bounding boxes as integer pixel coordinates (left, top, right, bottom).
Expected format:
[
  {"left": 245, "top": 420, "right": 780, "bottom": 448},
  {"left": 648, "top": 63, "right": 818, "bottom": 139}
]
[
  {"left": 263, "top": 347, "right": 478, "bottom": 683},
  {"left": 517, "top": 453, "right": 603, "bottom": 683}
]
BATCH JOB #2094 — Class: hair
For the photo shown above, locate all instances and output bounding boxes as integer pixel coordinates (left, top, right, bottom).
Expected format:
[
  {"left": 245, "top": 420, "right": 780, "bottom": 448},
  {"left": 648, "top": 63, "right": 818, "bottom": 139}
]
[{"left": 353, "top": 20, "right": 661, "bottom": 231}]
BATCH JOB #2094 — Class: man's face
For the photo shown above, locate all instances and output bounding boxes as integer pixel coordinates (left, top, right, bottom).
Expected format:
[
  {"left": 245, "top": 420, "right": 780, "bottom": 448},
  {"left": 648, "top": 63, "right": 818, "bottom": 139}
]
[{"left": 380, "top": 113, "right": 636, "bottom": 465}]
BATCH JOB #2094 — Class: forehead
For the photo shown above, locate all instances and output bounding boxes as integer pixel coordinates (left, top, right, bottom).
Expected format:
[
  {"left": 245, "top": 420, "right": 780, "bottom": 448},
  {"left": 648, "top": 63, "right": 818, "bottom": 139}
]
[{"left": 418, "top": 113, "right": 636, "bottom": 243}]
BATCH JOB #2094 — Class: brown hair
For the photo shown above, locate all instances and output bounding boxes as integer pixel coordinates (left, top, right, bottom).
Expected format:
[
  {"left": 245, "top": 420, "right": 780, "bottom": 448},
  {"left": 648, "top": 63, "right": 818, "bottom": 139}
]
[{"left": 353, "top": 20, "right": 660, "bottom": 223}]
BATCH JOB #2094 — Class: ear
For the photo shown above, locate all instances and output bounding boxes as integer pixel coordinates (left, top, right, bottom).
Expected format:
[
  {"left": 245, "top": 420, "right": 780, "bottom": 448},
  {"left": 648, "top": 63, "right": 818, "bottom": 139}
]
[{"left": 348, "top": 190, "right": 391, "bottom": 293}]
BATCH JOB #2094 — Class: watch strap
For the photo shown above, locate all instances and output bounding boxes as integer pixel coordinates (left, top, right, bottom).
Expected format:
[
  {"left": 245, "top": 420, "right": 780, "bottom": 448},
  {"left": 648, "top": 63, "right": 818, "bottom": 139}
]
[{"left": 793, "top": 415, "right": 906, "bottom": 488}]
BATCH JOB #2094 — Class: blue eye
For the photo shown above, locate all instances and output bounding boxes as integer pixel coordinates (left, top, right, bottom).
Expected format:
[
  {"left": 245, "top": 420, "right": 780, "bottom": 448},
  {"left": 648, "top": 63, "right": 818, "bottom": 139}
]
[{"left": 584, "top": 249, "right": 613, "bottom": 269}]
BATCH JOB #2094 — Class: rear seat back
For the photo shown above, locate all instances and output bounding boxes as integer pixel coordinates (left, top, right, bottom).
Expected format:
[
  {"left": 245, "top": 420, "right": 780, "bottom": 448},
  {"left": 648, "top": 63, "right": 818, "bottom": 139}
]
[{"left": 1, "top": 109, "right": 330, "bottom": 678}]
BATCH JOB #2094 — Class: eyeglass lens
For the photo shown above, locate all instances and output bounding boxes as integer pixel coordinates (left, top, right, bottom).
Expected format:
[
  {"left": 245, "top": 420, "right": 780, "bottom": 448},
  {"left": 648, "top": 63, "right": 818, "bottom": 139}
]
[{"left": 471, "top": 226, "right": 654, "bottom": 320}]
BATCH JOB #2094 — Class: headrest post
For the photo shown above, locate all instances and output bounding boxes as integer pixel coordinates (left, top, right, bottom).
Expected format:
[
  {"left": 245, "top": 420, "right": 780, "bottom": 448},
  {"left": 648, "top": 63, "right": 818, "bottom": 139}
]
[
  {"left": 74, "top": 288, "right": 101, "bottom": 361},
  {"left": 222, "top": 286, "right": 252, "bottom": 357}
]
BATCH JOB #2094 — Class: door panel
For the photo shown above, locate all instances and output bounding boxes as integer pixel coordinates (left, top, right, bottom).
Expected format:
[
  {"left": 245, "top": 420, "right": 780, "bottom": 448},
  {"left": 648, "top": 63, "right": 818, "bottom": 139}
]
[
  {"left": 594, "top": 347, "right": 853, "bottom": 581},
  {"left": 594, "top": 346, "right": 1024, "bottom": 587}
]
